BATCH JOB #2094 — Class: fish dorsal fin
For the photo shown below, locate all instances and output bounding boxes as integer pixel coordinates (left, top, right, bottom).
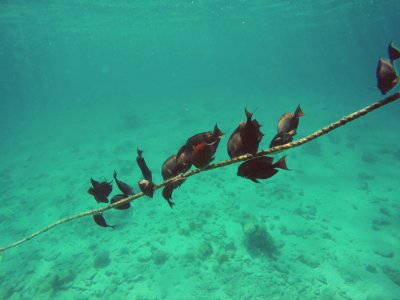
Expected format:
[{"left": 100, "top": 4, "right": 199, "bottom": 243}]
[{"left": 294, "top": 105, "right": 304, "bottom": 117}]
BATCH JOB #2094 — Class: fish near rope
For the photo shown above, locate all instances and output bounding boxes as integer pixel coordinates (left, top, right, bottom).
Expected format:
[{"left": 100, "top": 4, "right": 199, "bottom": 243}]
[
  {"left": 93, "top": 213, "right": 115, "bottom": 229},
  {"left": 227, "top": 108, "right": 264, "bottom": 158},
  {"left": 177, "top": 124, "right": 223, "bottom": 169},
  {"left": 113, "top": 170, "right": 135, "bottom": 196},
  {"left": 161, "top": 154, "right": 186, "bottom": 208},
  {"left": 87, "top": 178, "right": 112, "bottom": 203},
  {"left": 237, "top": 156, "right": 289, "bottom": 183},
  {"left": 110, "top": 194, "right": 131, "bottom": 210},
  {"left": 376, "top": 59, "right": 398, "bottom": 95},
  {"left": 270, "top": 105, "right": 304, "bottom": 148},
  {"left": 136, "top": 149, "right": 155, "bottom": 197}
]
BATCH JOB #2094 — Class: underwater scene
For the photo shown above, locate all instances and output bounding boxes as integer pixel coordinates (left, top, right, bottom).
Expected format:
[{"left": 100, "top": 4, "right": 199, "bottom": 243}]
[{"left": 1, "top": 1, "right": 400, "bottom": 299}]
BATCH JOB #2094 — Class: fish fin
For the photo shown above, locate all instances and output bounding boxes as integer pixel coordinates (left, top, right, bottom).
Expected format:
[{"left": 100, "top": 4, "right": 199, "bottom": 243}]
[
  {"left": 287, "top": 129, "right": 296, "bottom": 135},
  {"left": 273, "top": 155, "right": 289, "bottom": 170},
  {"left": 113, "top": 170, "right": 117, "bottom": 180},
  {"left": 294, "top": 105, "right": 304, "bottom": 117},
  {"left": 245, "top": 108, "right": 253, "bottom": 120},
  {"left": 389, "top": 41, "right": 400, "bottom": 62},
  {"left": 88, "top": 188, "right": 94, "bottom": 195},
  {"left": 249, "top": 177, "right": 260, "bottom": 183},
  {"left": 213, "top": 124, "right": 223, "bottom": 137},
  {"left": 109, "top": 225, "right": 116, "bottom": 229}
]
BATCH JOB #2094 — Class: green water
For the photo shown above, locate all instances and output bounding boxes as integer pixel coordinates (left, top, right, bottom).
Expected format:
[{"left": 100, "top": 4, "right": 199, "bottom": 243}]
[{"left": 0, "top": 1, "right": 399, "bottom": 299}]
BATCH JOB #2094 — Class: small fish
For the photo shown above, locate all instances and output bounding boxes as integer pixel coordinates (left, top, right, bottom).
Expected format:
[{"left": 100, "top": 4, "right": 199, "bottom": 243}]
[
  {"left": 162, "top": 185, "right": 175, "bottom": 208},
  {"left": 184, "top": 124, "right": 223, "bottom": 148},
  {"left": 88, "top": 178, "right": 112, "bottom": 203},
  {"left": 227, "top": 109, "right": 263, "bottom": 158},
  {"left": 191, "top": 141, "right": 218, "bottom": 168},
  {"left": 113, "top": 170, "right": 134, "bottom": 195},
  {"left": 93, "top": 213, "right": 115, "bottom": 229},
  {"left": 237, "top": 156, "right": 288, "bottom": 183},
  {"left": 388, "top": 42, "right": 400, "bottom": 63},
  {"left": 270, "top": 105, "right": 304, "bottom": 147},
  {"left": 376, "top": 58, "right": 398, "bottom": 95},
  {"left": 161, "top": 154, "right": 186, "bottom": 207},
  {"left": 110, "top": 194, "right": 131, "bottom": 210},
  {"left": 138, "top": 179, "right": 155, "bottom": 197},
  {"left": 175, "top": 146, "right": 193, "bottom": 173},
  {"left": 136, "top": 149, "right": 152, "bottom": 182}
]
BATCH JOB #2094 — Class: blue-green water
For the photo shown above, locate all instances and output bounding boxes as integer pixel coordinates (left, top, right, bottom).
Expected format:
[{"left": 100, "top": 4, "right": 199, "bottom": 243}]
[{"left": 1, "top": 1, "right": 400, "bottom": 299}]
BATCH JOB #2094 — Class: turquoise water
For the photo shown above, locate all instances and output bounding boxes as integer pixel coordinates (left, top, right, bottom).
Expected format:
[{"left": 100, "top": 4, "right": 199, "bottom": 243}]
[{"left": 1, "top": 1, "right": 400, "bottom": 299}]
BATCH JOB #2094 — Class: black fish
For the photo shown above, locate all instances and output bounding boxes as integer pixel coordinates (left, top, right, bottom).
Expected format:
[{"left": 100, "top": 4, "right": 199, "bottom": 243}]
[
  {"left": 176, "top": 124, "right": 223, "bottom": 169},
  {"left": 113, "top": 170, "right": 134, "bottom": 195},
  {"left": 388, "top": 41, "right": 400, "bottom": 63},
  {"left": 161, "top": 154, "right": 186, "bottom": 208},
  {"left": 270, "top": 105, "right": 304, "bottom": 147},
  {"left": 138, "top": 179, "right": 155, "bottom": 197},
  {"left": 162, "top": 185, "right": 175, "bottom": 208},
  {"left": 136, "top": 149, "right": 152, "bottom": 182},
  {"left": 191, "top": 141, "right": 218, "bottom": 168},
  {"left": 237, "top": 156, "right": 288, "bottom": 183},
  {"left": 93, "top": 213, "right": 115, "bottom": 229},
  {"left": 376, "top": 58, "right": 398, "bottom": 95},
  {"left": 174, "top": 145, "right": 192, "bottom": 173},
  {"left": 110, "top": 194, "right": 131, "bottom": 210},
  {"left": 184, "top": 124, "right": 223, "bottom": 148},
  {"left": 88, "top": 178, "right": 112, "bottom": 203},
  {"left": 227, "top": 109, "right": 263, "bottom": 158}
]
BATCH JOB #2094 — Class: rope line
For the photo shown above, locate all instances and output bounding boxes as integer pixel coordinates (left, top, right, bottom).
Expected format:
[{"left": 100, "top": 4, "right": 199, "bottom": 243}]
[{"left": 1, "top": 92, "right": 399, "bottom": 253}]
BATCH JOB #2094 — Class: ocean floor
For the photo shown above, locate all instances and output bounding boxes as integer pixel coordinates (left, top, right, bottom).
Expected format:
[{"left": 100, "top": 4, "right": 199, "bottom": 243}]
[{"left": 0, "top": 92, "right": 400, "bottom": 300}]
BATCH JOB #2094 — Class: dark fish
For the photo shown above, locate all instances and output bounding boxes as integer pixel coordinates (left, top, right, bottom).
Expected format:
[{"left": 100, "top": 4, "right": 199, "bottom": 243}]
[
  {"left": 191, "top": 141, "right": 218, "bottom": 168},
  {"left": 138, "top": 179, "right": 155, "bottom": 197},
  {"left": 376, "top": 58, "right": 398, "bottom": 95},
  {"left": 93, "top": 213, "right": 115, "bottom": 229},
  {"left": 110, "top": 194, "right": 131, "bottom": 210},
  {"left": 237, "top": 156, "right": 288, "bottom": 183},
  {"left": 162, "top": 185, "right": 175, "bottom": 208},
  {"left": 227, "top": 109, "right": 263, "bottom": 158},
  {"left": 161, "top": 154, "right": 186, "bottom": 208},
  {"left": 184, "top": 124, "right": 223, "bottom": 148},
  {"left": 113, "top": 170, "right": 134, "bottom": 195},
  {"left": 388, "top": 41, "right": 400, "bottom": 63},
  {"left": 270, "top": 105, "right": 304, "bottom": 147},
  {"left": 88, "top": 178, "right": 112, "bottom": 203},
  {"left": 136, "top": 149, "right": 152, "bottom": 182}
]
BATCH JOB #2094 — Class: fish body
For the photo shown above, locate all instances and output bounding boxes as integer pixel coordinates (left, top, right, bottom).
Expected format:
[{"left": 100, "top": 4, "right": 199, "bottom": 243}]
[
  {"left": 161, "top": 154, "right": 187, "bottom": 207},
  {"left": 270, "top": 105, "right": 304, "bottom": 147},
  {"left": 110, "top": 194, "right": 131, "bottom": 210},
  {"left": 162, "top": 185, "right": 175, "bottom": 208},
  {"left": 136, "top": 149, "right": 152, "bottom": 182},
  {"left": 88, "top": 178, "right": 112, "bottom": 203},
  {"left": 184, "top": 124, "right": 223, "bottom": 148},
  {"left": 237, "top": 156, "right": 288, "bottom": 182},
  {"left": 227, "top": 109, "right": 263, "bottom": 158},
  {"left": 177, "top": 124, "right": 222, "bottom": 168},
  {"left": 376, "top": 58, "right": 398, "bottom": 95},
  {"left": 191, "top": 141, "right": 218, "bottom": 168},
  {"left": 93, "top": 213, "right": 115, "bottom": 229},
  {"left": 113, "top": 170, "right": 134, "bottom": 195},
  {"left": 388, "top": 42, "right": 400, "bottom": 63}
]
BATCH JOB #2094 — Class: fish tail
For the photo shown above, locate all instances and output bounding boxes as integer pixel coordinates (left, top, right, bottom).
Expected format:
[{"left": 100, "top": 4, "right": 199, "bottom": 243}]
[
  {"left": 109, "top": 225, "right": 116, "bottom": 229},
  {"left": 389, "top": 41, "right": 400, "bottom": 61},
  {"left": 295, "top": 105, "right": 304, "bottom": 118},
  {"left": 113, "top": 170, "right": 117, "bottom": 179},
  {"left": 244, "top": 108, "right": 253, "bottom": 120},
  {"left": 273, "top": 155, "right": 289, "bottom": 170}
]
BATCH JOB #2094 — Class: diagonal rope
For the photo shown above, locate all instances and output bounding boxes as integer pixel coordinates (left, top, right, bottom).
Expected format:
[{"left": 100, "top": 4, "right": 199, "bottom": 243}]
[{"left": 1, "top": 91, "right": 399, "bottom": 253}]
